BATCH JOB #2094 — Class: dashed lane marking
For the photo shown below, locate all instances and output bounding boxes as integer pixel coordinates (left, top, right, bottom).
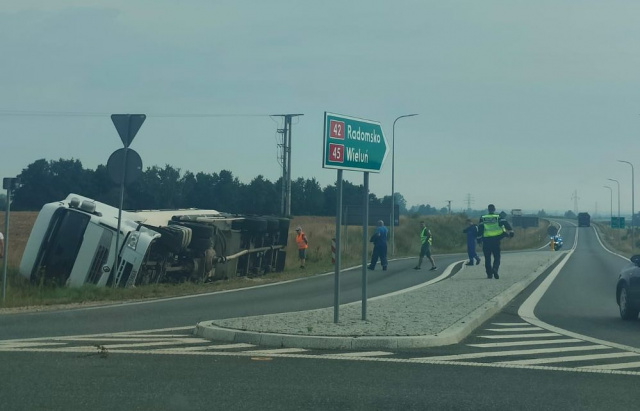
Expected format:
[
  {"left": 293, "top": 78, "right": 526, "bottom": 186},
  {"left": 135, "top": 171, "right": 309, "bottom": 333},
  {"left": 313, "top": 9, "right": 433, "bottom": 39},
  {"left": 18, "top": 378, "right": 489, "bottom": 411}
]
[
  {"left": 98, "top": 338, "right": 211, "bottom": 350},
  {"left": 0, "top": 342, "right": 67, "bottom": 349},
  {"left": 160, "top": 343, "right": 256, "bottom": 352},
  {"left": 499, "top": 352, "right": 640, "bottom": 366},
  {"left": 468, "top": 338, "right": 585, "bottom": 348},
  {"left": 242, "top": 348, "right": 309, "bottom": 355},
  {"left": 580, "top": 361, "right": 640, "bottom": 370},
  {"left": 484, "top": 327, "right": 544, "bottom": 332},
  {"left": 477, "top": 333, "right": 562, "bottom": 339},
  {"left": 414, "top": 344, "right": 611, "bottom": 361},
  {"left": 330, "top": 351, "right": 393, "bottom": 357}
]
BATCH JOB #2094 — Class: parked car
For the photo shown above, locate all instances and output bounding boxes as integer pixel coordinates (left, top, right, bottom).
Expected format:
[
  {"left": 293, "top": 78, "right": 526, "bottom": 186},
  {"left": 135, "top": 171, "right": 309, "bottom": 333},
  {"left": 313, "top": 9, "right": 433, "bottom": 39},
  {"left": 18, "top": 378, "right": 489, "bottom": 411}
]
[{"left": 616, "top": 255, "right": 640, "bottom": 320}]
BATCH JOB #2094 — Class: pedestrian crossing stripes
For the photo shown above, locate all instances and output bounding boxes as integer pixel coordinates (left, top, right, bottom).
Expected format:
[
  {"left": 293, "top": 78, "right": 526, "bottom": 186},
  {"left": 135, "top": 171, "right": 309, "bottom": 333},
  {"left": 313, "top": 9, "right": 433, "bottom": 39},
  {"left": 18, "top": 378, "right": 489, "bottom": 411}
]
[
  {"left": 443, "top": 321, "right": 640, "bottom": 372},
  {"left": 1, "top": 324, "right": 640, "bottom": 377}
]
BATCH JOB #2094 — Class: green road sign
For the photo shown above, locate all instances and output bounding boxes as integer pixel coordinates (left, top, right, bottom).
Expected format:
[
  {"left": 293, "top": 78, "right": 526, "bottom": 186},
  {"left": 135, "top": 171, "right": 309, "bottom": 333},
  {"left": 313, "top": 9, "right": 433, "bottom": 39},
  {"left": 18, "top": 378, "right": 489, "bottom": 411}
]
[
  {"left": 611, "top": 217, "right": 626, "bottom": 229},
  {"left": 322, "top": 112, "right": 387, "bottom": 173}
]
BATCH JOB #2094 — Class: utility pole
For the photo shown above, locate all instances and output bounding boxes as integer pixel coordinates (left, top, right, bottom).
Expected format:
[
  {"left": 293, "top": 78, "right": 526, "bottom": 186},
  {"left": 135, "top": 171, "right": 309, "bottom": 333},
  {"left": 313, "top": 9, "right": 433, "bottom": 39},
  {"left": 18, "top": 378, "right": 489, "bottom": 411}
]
[
  {"left": 571, "top": 190, "right": 579, "bottom": 214},
  {"left": 273, "top": 114, "right": 303, "bottom": 217},
  {"left": 446, "top": 200, "right": 452, "bottom": 215},
  {"left": 465, "top": 193, "right": 474, "bottom": 212}
]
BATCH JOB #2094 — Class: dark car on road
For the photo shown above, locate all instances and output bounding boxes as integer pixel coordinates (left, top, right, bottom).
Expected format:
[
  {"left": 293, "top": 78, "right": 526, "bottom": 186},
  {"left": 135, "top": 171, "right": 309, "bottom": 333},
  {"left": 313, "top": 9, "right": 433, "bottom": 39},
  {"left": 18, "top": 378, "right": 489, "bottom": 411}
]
[{"left": 616, "top": 255, "right": 640, "bottom": 320}]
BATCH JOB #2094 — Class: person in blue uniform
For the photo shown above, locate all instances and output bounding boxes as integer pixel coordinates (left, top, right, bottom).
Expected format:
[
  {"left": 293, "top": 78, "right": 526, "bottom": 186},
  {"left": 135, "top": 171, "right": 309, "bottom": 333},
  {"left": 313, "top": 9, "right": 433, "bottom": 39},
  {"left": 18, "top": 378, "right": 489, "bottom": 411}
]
[
  {"left": 368, "top": 220, "right": 388, "bottom": 271},
  {"left": 463, "top": 219, "right": 481, "bottom": 266}
]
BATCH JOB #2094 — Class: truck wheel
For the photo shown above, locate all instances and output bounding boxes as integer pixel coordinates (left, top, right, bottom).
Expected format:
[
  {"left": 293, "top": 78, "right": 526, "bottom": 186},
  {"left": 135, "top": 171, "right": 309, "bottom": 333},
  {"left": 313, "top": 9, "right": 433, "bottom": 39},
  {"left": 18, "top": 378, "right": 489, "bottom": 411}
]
[
  {"left": 171, "top": 221, "right": 214, "bottom": 239},
  {"left": 158, "top": 226, "right": 188, "bottom": 254}
]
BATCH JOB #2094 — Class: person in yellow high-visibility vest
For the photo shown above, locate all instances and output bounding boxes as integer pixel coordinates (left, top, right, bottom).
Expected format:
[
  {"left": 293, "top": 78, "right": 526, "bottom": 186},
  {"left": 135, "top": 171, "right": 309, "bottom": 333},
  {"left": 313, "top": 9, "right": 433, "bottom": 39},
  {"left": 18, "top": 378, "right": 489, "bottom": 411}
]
[
  {"left": 477, "top": 204, "right": 514, "bottom": 279},
  {"left": 414, "top": 221, "right": 437, "bottom": 271}
]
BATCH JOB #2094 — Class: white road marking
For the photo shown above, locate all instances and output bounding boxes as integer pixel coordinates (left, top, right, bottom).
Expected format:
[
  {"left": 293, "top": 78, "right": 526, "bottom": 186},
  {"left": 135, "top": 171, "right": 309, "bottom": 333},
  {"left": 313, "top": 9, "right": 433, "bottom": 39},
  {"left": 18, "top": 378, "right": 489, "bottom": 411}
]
[
  {"left": 485, "top": 327, "right": 543, "bottom": 332},
  {"left": 0, "top": 342, "right": 66, "bottom": 349},
  {"left": 478, "top": 333, "right": 561, "bottom": 339},
  {"left": 2, "top": 337, "right": 640, "bottom": 377},
  {"left": 158, "top": 343, "right": 256, "bottom": 352},
  {"left": 82, "top": 334, "right": 194, "bottom": 339},
  {"left": 0, "top": 326, "right": 194, "bottom": 344},
  {"left": 329, "top": 351, "right": 393, "bottom": 357},
  {"left": 101, "top": 338, "right": 210, "bottom": 349},
  {"left": 580, "top": 361, "right": 640, "bottom": 370},
  {"left": 207, "top": 343, "right": 256, "bottom": 350},
  {"left": 414, "top": 344, "right": 611, "bottom": 361},
  {"left": 500, "top": 352, "right": 640, "bottom": 365},
  {"left": 468, "top": 339, "right": 584, "bottom": 348},
  {"left": 54, "top": 337, "right": 175, "bottom": 342},
  {"left": 518, "top": 228, "right": 640, "bottom": 355},
  {"left": 490, "top": 322, "right": 530, "bottom": 326},
  {"left": 243, "top": 348, "right": 308, "bottom": 355}
]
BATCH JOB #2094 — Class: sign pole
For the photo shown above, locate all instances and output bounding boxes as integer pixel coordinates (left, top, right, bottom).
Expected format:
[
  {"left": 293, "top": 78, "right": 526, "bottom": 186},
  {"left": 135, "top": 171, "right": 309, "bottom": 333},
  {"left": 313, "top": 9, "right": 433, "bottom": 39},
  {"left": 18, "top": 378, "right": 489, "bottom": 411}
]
[
  {"left": 110, "top": 113, "right": 145, "bottom": 287},
  {"left": 362, "top": 172, "right": 369, "bottom": 321},
  {"left": 113, "top": 144, "right": 129, "bottom": 287},
  {"left": 334, "top": 170, "right": 343, "bottom": 323},
  {"left": 2, "top": 185, "right": 11, "bottom": 302},
  {"left": 322, "top": 112, "right": 386, "bottom": 324}
]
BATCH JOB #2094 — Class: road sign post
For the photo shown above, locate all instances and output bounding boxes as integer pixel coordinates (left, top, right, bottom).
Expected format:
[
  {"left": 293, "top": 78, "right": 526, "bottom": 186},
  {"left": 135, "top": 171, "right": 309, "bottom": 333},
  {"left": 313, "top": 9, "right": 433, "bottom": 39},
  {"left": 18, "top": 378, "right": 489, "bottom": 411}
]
[
  {"left": 2, "top": 177, "right": 19, "bottom": 302},
  {"left": 110, "top": 114, "right": 146, "bottom": 287},
  {"left": 323, "top": 112, "right": 387, "bottom": 322}
]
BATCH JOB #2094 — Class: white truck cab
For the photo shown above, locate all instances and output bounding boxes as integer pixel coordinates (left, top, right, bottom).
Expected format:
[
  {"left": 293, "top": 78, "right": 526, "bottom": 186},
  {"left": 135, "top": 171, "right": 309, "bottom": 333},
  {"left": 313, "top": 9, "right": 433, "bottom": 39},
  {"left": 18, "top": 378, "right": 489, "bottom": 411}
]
[{"left": 19, "top": 194, "right": 289, "bottom": 288}]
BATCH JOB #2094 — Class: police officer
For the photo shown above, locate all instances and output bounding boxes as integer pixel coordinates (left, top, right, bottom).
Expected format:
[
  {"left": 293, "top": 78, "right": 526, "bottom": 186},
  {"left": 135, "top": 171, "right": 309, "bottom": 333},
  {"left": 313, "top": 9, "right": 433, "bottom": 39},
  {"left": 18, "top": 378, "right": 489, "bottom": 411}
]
[{"left": 477, "top": 204, "right": 514, "bottom": 279}]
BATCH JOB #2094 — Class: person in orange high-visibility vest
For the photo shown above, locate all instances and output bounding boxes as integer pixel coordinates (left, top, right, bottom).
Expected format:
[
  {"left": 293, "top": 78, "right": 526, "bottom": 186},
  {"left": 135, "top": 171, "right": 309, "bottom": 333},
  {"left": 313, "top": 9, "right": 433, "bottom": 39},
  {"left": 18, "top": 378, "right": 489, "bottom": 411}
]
[{"left": 295, "top": 226, "right": 308, "bottom": 268}]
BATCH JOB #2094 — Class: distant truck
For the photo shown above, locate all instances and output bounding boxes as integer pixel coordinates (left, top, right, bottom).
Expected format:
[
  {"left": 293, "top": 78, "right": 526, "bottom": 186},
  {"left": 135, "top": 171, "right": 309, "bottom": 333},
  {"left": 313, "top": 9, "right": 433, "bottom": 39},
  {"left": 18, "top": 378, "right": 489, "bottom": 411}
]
[
  {"left": 578, "top": 212, "right": 591, "bottom": 227},
  {"left": 19, "top": 194, "right": 289, "bottom": 288}
]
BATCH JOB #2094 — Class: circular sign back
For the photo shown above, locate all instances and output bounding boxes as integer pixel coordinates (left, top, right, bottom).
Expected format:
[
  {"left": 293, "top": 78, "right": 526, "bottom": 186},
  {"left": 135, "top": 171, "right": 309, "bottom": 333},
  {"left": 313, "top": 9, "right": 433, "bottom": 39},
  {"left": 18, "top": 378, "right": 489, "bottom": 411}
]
[{"left": 107, "top": 148, "right": 143, "bottom": 185}]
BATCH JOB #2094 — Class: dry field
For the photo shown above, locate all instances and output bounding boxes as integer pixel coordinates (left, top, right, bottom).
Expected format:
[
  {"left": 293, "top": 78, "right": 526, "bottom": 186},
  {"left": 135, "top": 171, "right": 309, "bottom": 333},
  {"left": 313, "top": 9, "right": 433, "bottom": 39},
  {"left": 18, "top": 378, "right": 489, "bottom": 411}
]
[
  {"left": 0, "top": 211, "right": 550, "bottom": 309},
  {"left": 1, "top": 211, "right": 38, "bottom": 268}
]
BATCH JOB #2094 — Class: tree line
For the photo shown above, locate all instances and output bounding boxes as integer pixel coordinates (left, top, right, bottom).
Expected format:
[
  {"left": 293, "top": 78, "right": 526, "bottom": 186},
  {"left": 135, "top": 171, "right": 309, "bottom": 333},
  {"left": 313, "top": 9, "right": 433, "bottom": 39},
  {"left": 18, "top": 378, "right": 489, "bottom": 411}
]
[{"left": 3, "top": 158, "right": 452, "bottom": 216}]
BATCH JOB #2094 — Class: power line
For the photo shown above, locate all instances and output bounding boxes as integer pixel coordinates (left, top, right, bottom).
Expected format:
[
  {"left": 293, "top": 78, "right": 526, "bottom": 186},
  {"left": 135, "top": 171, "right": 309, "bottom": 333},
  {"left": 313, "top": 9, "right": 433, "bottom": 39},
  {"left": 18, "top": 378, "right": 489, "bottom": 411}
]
[{"left": 0, "top": 110, "right": 273, "bottom": 118}]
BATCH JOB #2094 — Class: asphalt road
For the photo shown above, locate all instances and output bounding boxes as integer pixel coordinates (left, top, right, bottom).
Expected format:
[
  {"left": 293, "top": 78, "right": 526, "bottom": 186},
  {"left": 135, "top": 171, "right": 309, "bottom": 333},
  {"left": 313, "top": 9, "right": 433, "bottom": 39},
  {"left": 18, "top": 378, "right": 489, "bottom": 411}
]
[
  {"left": 1, "top": 350, "right": 636, "bottom": 411},
  {"left": 535, "top": 223, "right": 640, "bottom": 347},
  {"left": 2, "top": 221, "right": 640, "bottom": 410},
  {"left": 0, "top": 253, "right": 463, "bottom": 340}
]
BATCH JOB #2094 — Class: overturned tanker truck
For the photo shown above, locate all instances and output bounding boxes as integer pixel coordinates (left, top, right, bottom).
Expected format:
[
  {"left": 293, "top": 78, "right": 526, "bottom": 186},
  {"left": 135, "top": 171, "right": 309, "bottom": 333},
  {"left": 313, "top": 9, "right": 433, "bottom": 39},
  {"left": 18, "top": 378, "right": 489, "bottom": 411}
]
[{"left": 19, "top": 194, "right": 289, "bottom": 288}]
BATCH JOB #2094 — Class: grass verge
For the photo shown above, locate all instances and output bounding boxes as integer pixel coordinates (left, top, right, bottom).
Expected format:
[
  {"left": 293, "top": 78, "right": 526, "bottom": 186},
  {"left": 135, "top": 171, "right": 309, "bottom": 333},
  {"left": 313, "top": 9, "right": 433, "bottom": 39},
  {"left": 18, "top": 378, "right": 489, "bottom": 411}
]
[{"left": 1, "top": 213, "right": 551, "bottom": 310}]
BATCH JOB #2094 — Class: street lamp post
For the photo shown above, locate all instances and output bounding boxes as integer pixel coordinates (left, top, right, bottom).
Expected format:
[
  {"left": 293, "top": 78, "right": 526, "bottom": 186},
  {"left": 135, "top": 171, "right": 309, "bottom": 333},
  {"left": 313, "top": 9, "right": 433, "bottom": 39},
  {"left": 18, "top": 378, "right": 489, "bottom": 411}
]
[
  {"left": 618, "top": 160, "right": 635, "bottom": 249},
  {"left": 608, "top": 178, "right": 621, "bottom": 227},
  {"left": 390, "top": 113, "right": 418, "bottom": 256},
  {"left": 604, "top": 185, "right": 613, "bottom": 222}
]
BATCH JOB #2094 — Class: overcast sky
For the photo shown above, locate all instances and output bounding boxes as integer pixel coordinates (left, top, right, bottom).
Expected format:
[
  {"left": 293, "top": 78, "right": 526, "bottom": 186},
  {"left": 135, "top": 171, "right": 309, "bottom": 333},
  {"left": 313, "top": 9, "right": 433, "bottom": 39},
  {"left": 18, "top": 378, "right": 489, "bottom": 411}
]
[{"left": 2, "top": 1, "right": 640, "bottom": 216}]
